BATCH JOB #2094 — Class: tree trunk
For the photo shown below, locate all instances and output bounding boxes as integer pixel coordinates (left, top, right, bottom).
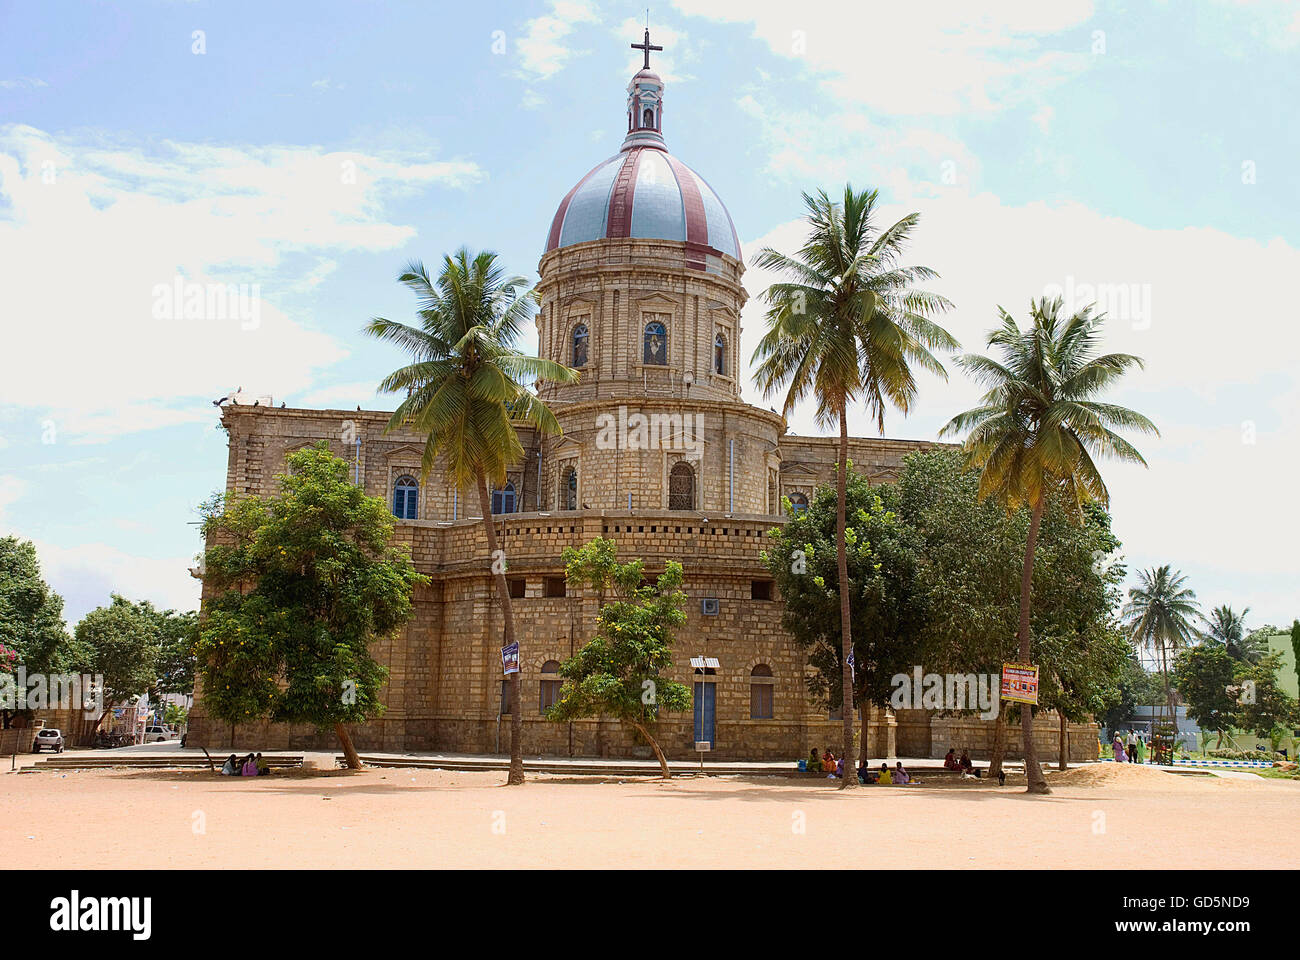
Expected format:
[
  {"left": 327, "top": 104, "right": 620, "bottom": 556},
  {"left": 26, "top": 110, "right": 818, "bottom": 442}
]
[
  {"left": 1058, "top": 710, "right": 1068, "bottom": 771},
  {"left": 988, "top": 702, "right": 1007, "bottom": 777},
  {"left": 1160, "top": 643, "right": 1177, "bottom": 744},
  {"left": 633, "top": 721, "right": 671, "bottom": 779},
  {"left": 92, "top": 700, "right": 116, "bottom": 735},
  {"left": 335, "top": 722, "right": 363, "bottom": 769},
  {"left": 1018, "top": 499, "right": 1049, "bottom": 794},
  {"left": 835, "top": 407, "right": 856, "bottom": 789},
  {"left": 477, "top": 473, "right": 524, "bottom": 785},
  {"left": 858, "top": 705, "right": 870, "bottom": 767}
]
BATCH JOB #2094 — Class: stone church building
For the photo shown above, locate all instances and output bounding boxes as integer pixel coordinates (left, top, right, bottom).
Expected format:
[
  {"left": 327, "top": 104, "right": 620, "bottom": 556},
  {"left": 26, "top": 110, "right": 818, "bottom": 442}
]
[{"left": 189, "top": 43, "right": 1098, "bottom": 762}]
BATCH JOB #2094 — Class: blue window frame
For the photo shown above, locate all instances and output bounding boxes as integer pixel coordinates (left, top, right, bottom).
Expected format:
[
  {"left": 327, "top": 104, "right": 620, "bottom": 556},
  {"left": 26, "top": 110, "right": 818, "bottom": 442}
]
[
  {"left": 492, "top": 482, "right": 516, "bottom": 515},
  {"left": 392, "top": 476, "right": 418, "bottom": 520}
]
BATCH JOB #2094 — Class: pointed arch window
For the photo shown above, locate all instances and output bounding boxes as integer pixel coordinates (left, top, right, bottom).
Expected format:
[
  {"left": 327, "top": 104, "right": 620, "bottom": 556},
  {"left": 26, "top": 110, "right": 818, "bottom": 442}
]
[
  {"left": 668, "top": 461, "right": 695, "bottom": 511},
  {"left": 572, "top": 323, "right": 589, "bottom": 367},
  {"left": 392, "top": 476, "right": 419, "bottom": 520},
  {"left": 491, "top": 482, "right": 516, "bottom": 515},
  {"left": 643, "top": 320, "right": 667, "bottom": 365},
  {"left": 714, "top": 332, "right": 727, "bottom": 376}
]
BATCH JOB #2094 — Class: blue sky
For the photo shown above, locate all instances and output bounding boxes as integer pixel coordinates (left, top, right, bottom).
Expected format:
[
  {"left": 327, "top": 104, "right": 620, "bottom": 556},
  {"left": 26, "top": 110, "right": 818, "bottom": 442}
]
[{"left": 1, "top": 0, "right": 1297, "bottom": 632}]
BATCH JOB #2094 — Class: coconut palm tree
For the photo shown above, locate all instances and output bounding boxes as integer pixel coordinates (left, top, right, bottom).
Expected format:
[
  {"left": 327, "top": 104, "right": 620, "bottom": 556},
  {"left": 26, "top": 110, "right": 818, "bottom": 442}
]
[
  {"left": 1200, "top": 605, "right": 1263, "bottom": 664},
  {"left": 941, "top": 296, "right": 1156, "bottom": 793},
  {"left": 753, "top": 185, "right": 956, "bottom": 786},
  {"left": 366, "top": 250, "right": 578, "bottom": 785},
  {"left": 1123, "top": 565, "right": 1201, "bottom": 743}
]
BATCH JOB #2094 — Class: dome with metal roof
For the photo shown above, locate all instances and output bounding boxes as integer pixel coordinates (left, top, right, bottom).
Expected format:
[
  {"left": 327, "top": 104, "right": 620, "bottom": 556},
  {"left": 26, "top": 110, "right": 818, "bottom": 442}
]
[{"left": 543, "top": 33, "right": 741, "bottom": 265}]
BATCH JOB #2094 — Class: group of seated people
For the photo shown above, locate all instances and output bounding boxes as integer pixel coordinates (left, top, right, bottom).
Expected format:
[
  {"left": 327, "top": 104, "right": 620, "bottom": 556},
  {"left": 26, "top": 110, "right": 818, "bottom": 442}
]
[
  {"left": 807, "top": 748, "right": 912, "bottom": 785},
  {"left": 943, "top": 748, "right": 980, "bottom": 777},
  {"left": 220, "top": 752, "right": 271, "bottom": 776}
]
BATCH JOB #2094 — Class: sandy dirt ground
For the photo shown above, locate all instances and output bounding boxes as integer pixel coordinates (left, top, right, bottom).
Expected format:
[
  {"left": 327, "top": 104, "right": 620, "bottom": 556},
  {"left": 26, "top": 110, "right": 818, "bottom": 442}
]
[{"left": 3, "top": 762, "right": 1297, "bottom": 869}]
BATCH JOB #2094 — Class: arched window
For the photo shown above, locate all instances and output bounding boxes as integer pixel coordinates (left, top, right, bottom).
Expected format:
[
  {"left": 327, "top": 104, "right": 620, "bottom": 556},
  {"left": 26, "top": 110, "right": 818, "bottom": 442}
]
[
  {"left": 668, "top": 461, "right": 695, "bottom": 511},
  {"left": 642, "top": 107, "right": 655, "bottom": 129},
  {"left": 492, "top": 482, "right": 516, "bottom": 515},
  {"left": 643, "top": 320, "right": 667, "bottom": 365},
  {"left": 714, "top": 332, "right": 727, "bottom": 376},
  {"left": 392, "top": 475, "right": 418, "bottom": 520},
  {"left": 750, "top": 664, "right": 774, "bottom": 719},
  {"left": 788, "top": 492, "right": 809, "bottom": 516},
  {"left": 539, "top": 660, "right": 562, "bottom": 713},
  {"left": 572, "top": 323, "right": 589, "bottom": 367},
  {"left": 562, "top": 465, "right": 578, "bottom": 511}
]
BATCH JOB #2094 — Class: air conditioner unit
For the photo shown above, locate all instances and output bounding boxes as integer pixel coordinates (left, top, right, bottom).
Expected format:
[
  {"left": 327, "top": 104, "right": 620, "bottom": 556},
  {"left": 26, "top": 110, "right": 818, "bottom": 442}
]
[{"left": 701, "top": 598, "right": 719, "bottom": 616}]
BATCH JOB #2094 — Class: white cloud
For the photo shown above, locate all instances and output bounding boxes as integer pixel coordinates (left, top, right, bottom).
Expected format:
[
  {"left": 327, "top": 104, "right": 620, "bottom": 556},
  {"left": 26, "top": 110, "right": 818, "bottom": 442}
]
[
  {"left": 34, "top": 539, "right": 200, "bottom": 625},
  {"left": 0, "top": 77, "right": 48, "bottom": 90},
  {"left": 0, "top": 474, "right": 25, "bottom": 523},
  {"left": 0, "top": 124, "right": 485, "bottom": 442},
  {"left": 674, "top": 0, "right": 1096, "bottom": 115},
  {"left": 515, "top": 0, "right": 600, "bottom": 80}
]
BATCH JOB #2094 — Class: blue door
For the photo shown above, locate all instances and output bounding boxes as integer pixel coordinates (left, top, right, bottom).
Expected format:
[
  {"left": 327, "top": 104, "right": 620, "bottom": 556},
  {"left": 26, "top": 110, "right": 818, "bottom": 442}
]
[{"left": 693, "top": 681, "right": 715, "bottom": 744}]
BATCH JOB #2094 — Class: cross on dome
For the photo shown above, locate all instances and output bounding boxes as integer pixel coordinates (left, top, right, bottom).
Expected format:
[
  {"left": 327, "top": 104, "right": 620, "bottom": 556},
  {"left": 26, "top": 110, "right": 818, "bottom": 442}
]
[{"left": 631, "top": 27, "right": 663, "bottom": 70}]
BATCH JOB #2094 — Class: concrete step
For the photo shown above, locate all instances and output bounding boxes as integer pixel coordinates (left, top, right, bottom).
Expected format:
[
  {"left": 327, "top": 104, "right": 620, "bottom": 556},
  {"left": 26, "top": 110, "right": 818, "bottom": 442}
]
[{"left": 35, "top": 756, "right": 304, "bottom": 770}]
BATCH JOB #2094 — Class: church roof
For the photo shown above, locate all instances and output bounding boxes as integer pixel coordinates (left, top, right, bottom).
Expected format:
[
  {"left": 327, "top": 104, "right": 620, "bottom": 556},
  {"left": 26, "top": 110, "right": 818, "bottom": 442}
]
[
  {"left": 544, "top": 148, "right": 741, "bottom": 261},
  {"left": 543, "top": 30, "right": 740, "bottom": 264}
]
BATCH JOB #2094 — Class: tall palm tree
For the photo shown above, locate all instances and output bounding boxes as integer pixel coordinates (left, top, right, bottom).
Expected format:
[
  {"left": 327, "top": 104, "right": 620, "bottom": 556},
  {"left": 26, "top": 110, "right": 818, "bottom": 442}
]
[
  {"left": 366, "top": 250, "right": 578, "bottom": 785},
  {"left": 942, "top": 296, "right": 1156, "bottom": 793},
  {"left": 1200, "top": 604, "right": 1262, "bottom": 663},
  {"left": 1122, "top": 566, "right": 1201, "bottom": 743},
  {"left": 753, "top": 185, "right": 956, "bottom": 786}
]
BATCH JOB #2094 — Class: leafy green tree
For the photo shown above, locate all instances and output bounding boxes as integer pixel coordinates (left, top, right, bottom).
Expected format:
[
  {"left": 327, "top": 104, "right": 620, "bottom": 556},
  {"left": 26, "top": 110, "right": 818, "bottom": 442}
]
[
  {"left": 545, "top": 539, "right": 691, "bottom": 778},
  {"left": 366, "top": 250, "right": 577, "bottom": 785},
  {"left": 1122, "top": 565, "right": 1201, "bottom": 743},
  {"left": 1200, "top": 605, "right": 1263, "bottom": 664},
  {"left": 128, "top": 602, "right": 199, "bottom": 697},
  {"left": 1292, "top": 620, "right": 1300, "bottom": 692},
  {"left": 75, "top": 596, "right": 159, "bottom": 732},
  {"left": 1173, "top": 645, "right": 1239, "bottom": 748},
  {"left": 1100, "top": 655, "right": 1164, "bottom": 739},
  {"left": 0, "top": 537, "right": 82, "bottom": 679},
  {"left": 753, "top": 185, "right": 956, "bottom": 785},
  {"left": 942, "top": 297, "right": 1156, "bottom": 793},
  {"left": 1236, "top": 652, "right": 1299, "bottom": 743},
  {"left": 896, "top": 448, "right": 1128, "bottom": 776},
  {"left": 198, "top": 443, "right": 428, "bottom": 769},
  {"left": 762, "top": 470, "right": 930, "bottom": 763}
]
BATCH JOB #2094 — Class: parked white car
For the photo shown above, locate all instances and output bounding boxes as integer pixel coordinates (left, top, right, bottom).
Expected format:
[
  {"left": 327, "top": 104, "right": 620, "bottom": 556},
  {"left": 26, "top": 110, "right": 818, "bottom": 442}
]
[
  {"left": 143, "top": 726, "right": 175, "bottom": 743},
  {"left": 32, "top": 728, "right": 64, "bottom": 753}
]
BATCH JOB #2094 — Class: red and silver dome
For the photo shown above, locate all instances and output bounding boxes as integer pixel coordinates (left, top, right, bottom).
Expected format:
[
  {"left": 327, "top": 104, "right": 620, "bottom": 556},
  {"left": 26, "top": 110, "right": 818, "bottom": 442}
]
[{"left": 544, "top": 55, "right": 741, "bottom": 264}]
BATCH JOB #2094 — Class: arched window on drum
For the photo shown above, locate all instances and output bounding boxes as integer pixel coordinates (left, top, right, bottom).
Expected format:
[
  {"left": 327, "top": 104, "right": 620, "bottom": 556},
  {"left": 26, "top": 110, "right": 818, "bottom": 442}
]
[
  {"left": 643, "top": 320, "right": 668, "bottom": 366},
  {"left": 392, "top": 475, "right": 419, "bottom": 520},
  {"left": 572, "top": 323, "right": 589, "bottom": 368},
  {"left": 668, "top": 461, "right": 695, "bottom": 511}
]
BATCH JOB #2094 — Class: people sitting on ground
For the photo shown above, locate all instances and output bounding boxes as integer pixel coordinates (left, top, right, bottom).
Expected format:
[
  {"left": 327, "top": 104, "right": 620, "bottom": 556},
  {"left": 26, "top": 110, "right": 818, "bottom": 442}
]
[
  {"left": 220, "top": 753, "right": 239, "bottom": 776},
  {"left": 255, "top": 752, "right": 270, "bottom": 776},
  {"left": 241, "top": 753, "right": 258, "bottom": 776},
  {"left": 893, "top": 761, "right": 910, "bottom": 784},
  {"left": 878, "top": 762, "right": 893, "bottom": 785},
  {"left": 857, "top": 760, "right": 873, "bottom": 784},
  {"left": 833, "top": 756, "right": 845, "bottom": 779},
  {"left": 959, "top": 750, "right": 981, "bottom": 778},
  {"left": 807, "top": 748, "right": 821, "bottom": 773},
  {"left": 822, "top": 749, "right": 837, "bottom": 773},
  {"left": 943, "top": 748, "right": 960, "bottom": 770}
]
